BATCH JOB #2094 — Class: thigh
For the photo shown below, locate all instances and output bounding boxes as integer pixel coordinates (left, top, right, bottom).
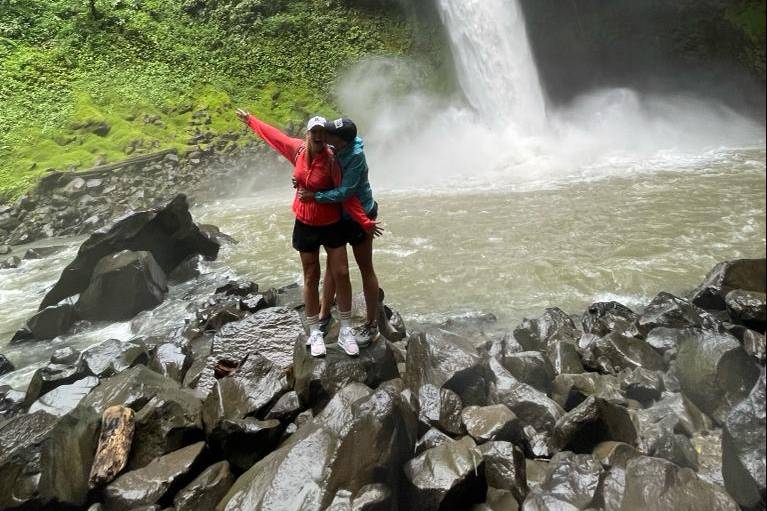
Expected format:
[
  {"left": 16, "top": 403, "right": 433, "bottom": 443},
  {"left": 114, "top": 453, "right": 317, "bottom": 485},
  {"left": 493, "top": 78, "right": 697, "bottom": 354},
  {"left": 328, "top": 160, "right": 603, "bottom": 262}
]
[
  {"left": 324, "top": 244, "right": 350, "bottom": 273},
  {"left": 299, "top": 250, "right": 321, "bottom": 275}
]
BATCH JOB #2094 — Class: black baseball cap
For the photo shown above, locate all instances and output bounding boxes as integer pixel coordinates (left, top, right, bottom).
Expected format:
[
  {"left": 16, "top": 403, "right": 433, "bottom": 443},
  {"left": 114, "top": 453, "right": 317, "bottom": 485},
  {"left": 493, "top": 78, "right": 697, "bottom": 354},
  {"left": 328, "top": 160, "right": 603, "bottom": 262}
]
[{"left": 324, "top": 118, "right": 357, "bottom": 142}]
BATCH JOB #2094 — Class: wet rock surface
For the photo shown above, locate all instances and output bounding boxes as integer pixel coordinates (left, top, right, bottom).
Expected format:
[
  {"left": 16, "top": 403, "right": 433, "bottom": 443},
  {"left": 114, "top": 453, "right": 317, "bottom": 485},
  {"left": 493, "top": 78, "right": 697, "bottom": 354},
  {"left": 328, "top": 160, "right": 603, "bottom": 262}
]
[{"left": 689, "top": 258, "right": 766, "bottom": 310}]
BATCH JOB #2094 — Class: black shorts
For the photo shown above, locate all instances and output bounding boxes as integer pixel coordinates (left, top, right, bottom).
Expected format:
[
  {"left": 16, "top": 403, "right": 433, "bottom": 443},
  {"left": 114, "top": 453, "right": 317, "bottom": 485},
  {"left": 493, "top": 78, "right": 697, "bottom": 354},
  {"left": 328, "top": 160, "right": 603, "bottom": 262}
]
[
  {"left": 343, "top": 201, "right": 378, "bottom": 246},
  {"left": 292, "top": 219, "right": 346, "bottom": 253}
]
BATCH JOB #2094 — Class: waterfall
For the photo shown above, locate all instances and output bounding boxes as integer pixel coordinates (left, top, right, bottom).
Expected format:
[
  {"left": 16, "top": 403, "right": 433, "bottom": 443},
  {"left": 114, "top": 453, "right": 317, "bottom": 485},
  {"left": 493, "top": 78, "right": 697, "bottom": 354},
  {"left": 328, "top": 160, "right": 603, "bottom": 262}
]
[{"left": 435, "top": 0, "right": 547, "bottom": 131}]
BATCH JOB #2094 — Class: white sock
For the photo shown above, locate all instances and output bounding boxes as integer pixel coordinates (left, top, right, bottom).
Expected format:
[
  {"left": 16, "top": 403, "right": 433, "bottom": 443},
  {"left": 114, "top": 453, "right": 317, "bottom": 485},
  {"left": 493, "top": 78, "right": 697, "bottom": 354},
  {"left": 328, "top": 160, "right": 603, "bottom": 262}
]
[
  {"left": 339, "top": 310, "right": 352, "bottom": 330},
  {"left": 307, "top": 314, "right": 321, "bottom": 334}
]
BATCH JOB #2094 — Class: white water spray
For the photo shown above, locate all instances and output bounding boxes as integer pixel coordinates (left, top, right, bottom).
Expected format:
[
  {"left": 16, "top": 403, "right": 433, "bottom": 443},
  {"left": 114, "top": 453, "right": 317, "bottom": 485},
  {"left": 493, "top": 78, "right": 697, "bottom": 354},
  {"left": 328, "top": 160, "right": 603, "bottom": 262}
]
[{"left": 436, "top": 0, "right": 547, "bottom": 130}]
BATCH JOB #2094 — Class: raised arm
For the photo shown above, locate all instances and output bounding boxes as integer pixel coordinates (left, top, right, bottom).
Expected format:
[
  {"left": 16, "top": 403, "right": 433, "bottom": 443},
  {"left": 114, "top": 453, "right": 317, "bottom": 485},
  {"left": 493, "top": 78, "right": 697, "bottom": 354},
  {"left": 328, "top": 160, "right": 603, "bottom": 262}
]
[
  {"left": 314, "top": 152, "right": 365, "bottom": 203},
  {"left": 236, "top": 109, "right": 302, "bottom": 164}
]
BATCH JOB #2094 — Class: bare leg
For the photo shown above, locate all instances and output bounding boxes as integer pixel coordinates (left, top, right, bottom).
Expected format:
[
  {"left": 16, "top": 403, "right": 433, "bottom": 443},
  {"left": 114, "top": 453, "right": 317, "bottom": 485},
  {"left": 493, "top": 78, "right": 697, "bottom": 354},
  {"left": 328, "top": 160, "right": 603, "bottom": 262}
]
[
  {"left": 352, "top": 232, "right": 379, "bottom": 325},
  {"left": 320, "top": 258, "right": 336, "bottom": 319},
  {"left": 324, "top": 246, "right": 352, "bottom": 314},
  {"left": 300, "top": 251, "right": 321, "bottom": 317}
]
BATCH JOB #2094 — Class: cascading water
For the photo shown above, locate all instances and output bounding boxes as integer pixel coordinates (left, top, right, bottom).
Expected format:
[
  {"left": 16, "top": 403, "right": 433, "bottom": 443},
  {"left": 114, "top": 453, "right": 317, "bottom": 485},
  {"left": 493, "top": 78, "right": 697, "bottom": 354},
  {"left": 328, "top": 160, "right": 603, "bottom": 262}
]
[{"left": 435, "top": 0, "right": 547, "bottom": 130}]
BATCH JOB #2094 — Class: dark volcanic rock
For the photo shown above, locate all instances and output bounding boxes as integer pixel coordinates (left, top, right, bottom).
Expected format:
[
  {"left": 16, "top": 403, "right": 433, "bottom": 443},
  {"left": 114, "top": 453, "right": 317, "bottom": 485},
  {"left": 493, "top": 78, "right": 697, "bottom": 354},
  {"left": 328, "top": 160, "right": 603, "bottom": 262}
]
[
  {"left": 585, "top": 331, "right": 665, "bottom": 373},
  {"left": 690, "top": 258, "right": 766, "bottom": 310},
  {"left": 619, "top": 367, "right": 664, "bottom": 404},
  {"left": 645, "top": 326, "right": 684, "bottom": 353},
  {"left": 415, "top": 427, "right": 454, "bottom": 456},
  {"left": 552, "top": 372, "right": 625, "bottom": 411},
  {"left": 478, "top": 441, "right": 527, "bottom": 503},
  {"left": 40, "top": 194, "right": 219, "bottom": 310},
  {"left": 81, "top": 338, "right": 150, "bottom": 378},
  {"left": 522, "top": 451, "right": 603, "bottom": 510},
  {"left": 16, "top": 304, "right": 76, "bottom": 341},
  {"left": 294, "top": 335, "right": 400, "bottom": 406},
  {"left": 403, "top": 436, "right": 486, "bottom": 511},
  {"left": 636, "top": 292, "right": 721, "bottom": 336},
  {"left": 28, "top": 376, "right": 99, "bottom": 416},
  {"left": 513, "top": 307, "right": 580, "bottom": 351},
  {"left": 265, "top": 390, "right": 301, "bottom": 421},
  {"left": 461, "top": 405, "right": 522, "bottom": 444},
  {"left": 592, "top": 441, "right": 639, "bottom": 468},
  {"left": 0, "top": 407, "right": 100, "bottom": 509},
  {"left": 633, "top": 393, "right": 712, "bottom": 453},
  {"left": 104, "top": 441, "right": 207, "bottom": 511},
  {"left": 726, "top": 289, "right": 766, "bottom": 330},
  {"left": 675, "top": 328, "right": 760, "bottom": 423},
  {"left": 405, "top": 329, "right": 488, "bottom": 406},
  {"left": 501, "top": 351, "right": 555, "bottom": 394},
  {"left": 722, "top": 368, "right": 766, "bottom": 510},
  {"left": 23, "top": 353, "right": 89, "bottom": 407},
  {"left": 173, "top": 460, "right": 235, "bottom": 511},
  {"left": 217, "top": 382, "right": 417, "bottom": 510},
  {"left": 76, "top": 250, "right": 168, "bottom": 321},
  {"left": 552, "top": 396, "right": 637, "bottom": 453},
  {"left": 0, "top": 385, "right": 24, "bottom": 420},
  {"left": 614, "top": 455, "right": 739, "bottom": 511},
  {"left": 581, "top": 301, "right": 639, "bottom": 337},
  {"left": 79, "top": 365, "right": 180, "bottom": 414},
  {"left": 195, "top": 307, "right": 303, "bottom": 396},
  {"left": 546, "top": 340, "right": 584, "bottom": 375},
  {"left": 417, "top": 383, "right": 464, "bottom": 435},
  {"left": 0, "top": 355, "right": 13, "bottom": 376},
  {"left": 208, "top": 417, "right": 282, "bottom": 471},
  {"left": 128, "top": 387, "right": 204, "bottom": 470},
  {"left": 148, "top": 342, "right": 188, "bottom": 382}
]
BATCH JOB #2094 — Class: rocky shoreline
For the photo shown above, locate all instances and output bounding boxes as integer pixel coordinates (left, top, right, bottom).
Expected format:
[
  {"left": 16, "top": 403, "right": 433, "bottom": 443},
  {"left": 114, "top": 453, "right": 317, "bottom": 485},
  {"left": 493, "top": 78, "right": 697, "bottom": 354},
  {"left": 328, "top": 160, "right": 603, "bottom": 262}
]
[{"left": 0, "top": 197, "right": 765, "bottom": 511}]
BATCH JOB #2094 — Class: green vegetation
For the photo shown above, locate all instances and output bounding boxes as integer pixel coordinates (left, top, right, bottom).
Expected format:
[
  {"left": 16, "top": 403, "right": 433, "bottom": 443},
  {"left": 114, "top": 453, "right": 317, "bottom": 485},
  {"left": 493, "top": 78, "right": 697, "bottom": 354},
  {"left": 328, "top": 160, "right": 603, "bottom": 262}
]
[
  {"left": 726, "top": 0, "right": 767, "bottom": 78},
  {"left": 0, "top": 0, "right": 424, "bottom": 199}
]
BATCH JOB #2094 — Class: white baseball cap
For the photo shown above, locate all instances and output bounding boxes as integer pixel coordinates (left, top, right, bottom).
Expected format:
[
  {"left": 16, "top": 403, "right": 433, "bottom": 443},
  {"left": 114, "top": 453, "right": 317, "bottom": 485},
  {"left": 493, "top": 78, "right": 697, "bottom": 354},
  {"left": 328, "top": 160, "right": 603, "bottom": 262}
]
[{"left": 307, "top": 116, "right": 327, "bottom": 131}]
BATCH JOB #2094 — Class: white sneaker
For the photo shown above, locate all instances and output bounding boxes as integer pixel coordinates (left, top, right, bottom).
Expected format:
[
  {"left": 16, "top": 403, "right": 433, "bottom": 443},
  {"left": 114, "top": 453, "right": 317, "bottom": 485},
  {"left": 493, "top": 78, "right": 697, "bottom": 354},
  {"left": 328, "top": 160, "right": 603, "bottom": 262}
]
[
  {"left": 308, "top": 330, "right": 326, "bottom": 357},
  {"left": 337, "top": 326, "right": 360, "bottom": 357}
]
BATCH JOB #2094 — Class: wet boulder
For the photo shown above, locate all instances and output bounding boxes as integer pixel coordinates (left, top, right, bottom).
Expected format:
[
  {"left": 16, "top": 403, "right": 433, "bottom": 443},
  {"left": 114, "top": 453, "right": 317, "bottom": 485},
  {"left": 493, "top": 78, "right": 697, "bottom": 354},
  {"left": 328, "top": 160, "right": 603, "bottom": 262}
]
[
  {"left": 40, "top": 194, "right": 219, "bottom": 310},
  {"left": 128, "top": 387, "right": 204, "bottom": 470},
  {"left": 415, "top": 427, "right": 454, "bottom": 455},
  {"left": 173, "top": 460, "right": 235, "bottom": 511},
  {"left": 615, "top": 455, "right": 739, "bottom": 511},
  {"left": 294, "top": 335, "right": 400, "bottom": 406},
  {"left": 675, "top": 328, "right": 760, "bottom": 423},
  {"left": 461, "top": 405, "right": 522, "bottom": 444},
  {"left": 417, "top": 383, "right": 464, "bottom": 435},
  {"left": 103, "top": 441, "right": 207, "bottom": 511},
  {"left": 478, "top": 441, "right": 527, "bottom": 504},
  {"left": 351, "top": 483, "right": 393, "bottom": 510},
  {"left": 208, "top": 417, "right": 282, "bottom": 472},
  {"left": 0, "top": 407, "right": 101, "bottom": 509},
  {"left": 23, "top": 351, "right": 89, "bottom": 406},
  {"left": 592, "top": 441, "right": 639, "bottom": 469},
  {"left": 265, "top": 390, "right": 301, "bottom": 421},
  {"left": 405, "top": 329, "right": 489, "bottom": 406},
  {"left": 0, "top": 385, "right": 24, "bottom": 420},
  {"left": 79, "top": 365, "right": 181, "bottom": 414},
  {"left": 522, "top": 451, "right": 603, "bottom": 510},
  {"left": 690, "top": 258, "right": 766, "bottom": 311},
  {"left": 217, "top": 382, "right": 417, "bottom": 510},
  {"left": 722, "top": 368, "right": 765, "bottom": 510},
  {"left": 501, "top": 351, "right": 555, "bottom": 394},
  {"left": 619, "top": 367, "right": 664, "bottom": 404},
  {"left": 76, "top": 250, "right": 168, "bottom": 321},
  {"left": 513, "top": 307, "right": 580, "bottom": 351},
  {"left": 581, "top": 301, "right": 639, "bottom": 337},
  {"left": 81, "top": 338, "right": 150, "bottom": 378},
  {"left": 552, "top": 396, "right": 637, "bottom": 453},
  {"left": 726, "top": 289, "right": 766, "bottom": 331},
  {"left": 12, "top": 304, "right": 76, "bottom": 342},
  {"left": 633, "top": 393, "right": 712, "bottom": 450},
  {"left": 645, "top": 327, "right": 684, "bottom": 354},
  {"left": 552, "top": 372, "right": 625, "bottom": 411},
  {"left": 148, "top": 342, "right": 189, "bottom": 383},
  {"left": 403, "top": 436, "right": 486, "bottom": 511},
  {"left": 546, "top": 340, "right": 584, "bottom": 375},
  {"left": 28, "top": 376, "right": 99, "bottom": 417},
  {"left": 0, "top": 355, "right": 14, "bottom": 377},
  {"left": 584, "top": 332, "right": 665, "bottom": 374},
  {"left": 636, "top": 292, "right": 721, "bottom": 336},
  {"left": 201, "top": 352, "right": 290, "bottom": 435},
  {"left": 195, "top": 307, "right": 303, "bottom": 396}
]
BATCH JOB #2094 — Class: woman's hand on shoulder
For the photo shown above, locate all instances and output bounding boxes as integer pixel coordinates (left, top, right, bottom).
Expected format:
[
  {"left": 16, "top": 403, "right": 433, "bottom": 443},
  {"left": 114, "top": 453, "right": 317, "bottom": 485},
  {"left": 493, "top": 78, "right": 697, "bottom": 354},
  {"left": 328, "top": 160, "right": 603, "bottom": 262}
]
[{"left": 235, "top": 108, "right": 251, "bottom": 123}]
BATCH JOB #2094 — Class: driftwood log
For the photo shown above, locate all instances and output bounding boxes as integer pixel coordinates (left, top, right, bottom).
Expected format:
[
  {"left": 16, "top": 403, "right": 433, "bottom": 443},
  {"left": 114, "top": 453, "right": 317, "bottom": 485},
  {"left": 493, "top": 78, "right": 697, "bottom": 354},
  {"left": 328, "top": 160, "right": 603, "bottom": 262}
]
[{"left": 89, "top": 405, "right": 136, "bottom": 488}]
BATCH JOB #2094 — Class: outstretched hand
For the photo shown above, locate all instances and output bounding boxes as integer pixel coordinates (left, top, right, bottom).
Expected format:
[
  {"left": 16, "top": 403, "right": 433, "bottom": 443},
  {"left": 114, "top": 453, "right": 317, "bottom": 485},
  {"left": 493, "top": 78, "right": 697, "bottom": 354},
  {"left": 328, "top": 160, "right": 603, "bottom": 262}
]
[{"left": 235, "top": 108, "right": 250, "bottom": 123}]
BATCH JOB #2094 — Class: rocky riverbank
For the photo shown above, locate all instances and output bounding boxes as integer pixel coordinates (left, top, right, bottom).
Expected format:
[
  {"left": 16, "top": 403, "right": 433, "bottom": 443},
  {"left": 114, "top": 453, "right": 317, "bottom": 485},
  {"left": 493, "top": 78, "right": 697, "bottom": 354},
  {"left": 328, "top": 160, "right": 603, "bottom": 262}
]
[{"left": 0, "top": 198, "right": 765, "bottom": 510}]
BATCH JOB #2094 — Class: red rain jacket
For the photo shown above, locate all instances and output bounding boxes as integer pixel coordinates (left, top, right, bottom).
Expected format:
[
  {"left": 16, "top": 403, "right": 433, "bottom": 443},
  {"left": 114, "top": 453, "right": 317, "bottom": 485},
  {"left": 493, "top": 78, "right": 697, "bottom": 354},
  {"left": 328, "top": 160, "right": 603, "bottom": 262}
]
[{"left": 246, "top": 115, "right": 374, "bottom": 229}]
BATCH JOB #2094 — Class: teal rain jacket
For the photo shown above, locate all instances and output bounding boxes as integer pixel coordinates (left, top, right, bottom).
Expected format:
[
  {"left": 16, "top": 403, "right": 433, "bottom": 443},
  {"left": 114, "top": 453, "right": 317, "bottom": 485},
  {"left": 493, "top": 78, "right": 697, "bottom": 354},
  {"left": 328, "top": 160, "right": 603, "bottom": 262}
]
[{"left": 315, "top": 137, "right": 375, "bottom": 217}]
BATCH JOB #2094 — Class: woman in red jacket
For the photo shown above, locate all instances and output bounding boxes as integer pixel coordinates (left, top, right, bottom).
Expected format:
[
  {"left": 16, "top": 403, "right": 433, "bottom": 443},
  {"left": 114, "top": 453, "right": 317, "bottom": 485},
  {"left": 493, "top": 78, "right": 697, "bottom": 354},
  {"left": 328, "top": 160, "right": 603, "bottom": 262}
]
[{"left": 236, "top": 109, "right": 376, "bottom": 357}]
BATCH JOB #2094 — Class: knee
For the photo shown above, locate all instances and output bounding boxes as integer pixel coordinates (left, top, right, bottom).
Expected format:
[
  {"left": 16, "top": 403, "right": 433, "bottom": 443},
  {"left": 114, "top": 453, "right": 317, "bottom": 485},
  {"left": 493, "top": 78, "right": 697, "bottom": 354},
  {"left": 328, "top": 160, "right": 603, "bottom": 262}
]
[
  {"left": 303, "top": 265, "right": 321, "bottom": 287},
  {"left": 331, "top": 262, "right": 350, "bottom": 282}
]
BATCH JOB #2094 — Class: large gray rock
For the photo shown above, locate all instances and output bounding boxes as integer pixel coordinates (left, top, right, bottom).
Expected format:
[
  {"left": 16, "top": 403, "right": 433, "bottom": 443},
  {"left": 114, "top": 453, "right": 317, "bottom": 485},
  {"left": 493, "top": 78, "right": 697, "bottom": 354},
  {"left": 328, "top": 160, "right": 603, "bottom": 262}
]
[
  {"left": 675, "top": 328, "right": 760, "bottom": 423},
  {"left": 478, "top": 441, "right": 527, "bottom": 504},
  {"left": 0, "top": 407, "right": 100, "bottom": 509},
  {"left": 40, "top": 194, "right": 219, "bottom": 309},
  {"left": 195, "top": 307, "right": 304, "bottom": 396},
  {"left": 0, "top": 385, "right": 24, "bottom": 421},
  {"left": 501, "top": 351, "right": 555, "bottom": 394},
  {"left": 403, "top": 436, "right": 486, "bottom": 511},
  {"left": 636, "top": 292, "right": 721, "bottom": 336},
  {"left": 173, "top": 460, "right": 235, "bottom": 511},
  {"left": 552, "top": 372, "right": 625, "bottom": 411},
  {"left": 513, "top": 308, "right": 580, "bottom": 351},
  {"left": 546, "top": 340, "right": 584, "bottom": 375},
  {"left": 613, "top": 455, "right": 739, "bottom": 511},
  {"left": 461, "top": 405, "right": 522, "bottom": 444},
  {"left": 13, "top": 304, "right": 76, "bottom": 342},
  {"left": 79, "top": 365, "right": 181, "bottom": 414},
  {"left": 619, "top": 367, "right": 664, "bottom": 404},
  {"left": 722, "top": 368, "right": 765, "bottom": 510},
  {"left": 690, "top": 258, "right": 766, "bottom": 310},
  {"left": 28, "top": 376, "right": 99, "bottom": 417},
  {"left": 584, "top": 332, "right": 665, "bottom": 374},
  {"left": 581, "top": 301, "right": 639, "bottom": 337},
  {"left": 217, "top": 381, "right": 417, "bottom": 510},
  {"left": 405, "top": 329, "right": 489, "bottom": 406},
  {"left": 294, "top": 335, "right": 400, "bottom": 406},
  {"left": 522, "top": 451, "right": 603, "bottom": 510},
  {"left": 208, "top": 417, "right": 282, "bottom": 472},
  {"left": 632, "top": 393, "right": 712, "bottom": 456},
  {"left": 552, "top": 396, "right": 637, "bottom": 453},
  {"left": 726, "top": 289, "right": 766, "bottom": 331},
  {"left": 417, "top": 383, "right": 464, "bottom": 436},
  {"left": 104, "top": 441, "right": 207, "bottom": 511},
  {"left": 148, "top": 342, "right": 188, "bottom": 383},
  {"left": 0, "top": 355, "right": 13, "bottom": 377},
  {"left": 81, "top": 338, "right": 150, "bottom": 378},
  {"left": 23, "top": 352, "right": 89, "bottom": 406},
  {"left": 76, "top": 250, "right": 168, "bottom": 321}
]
